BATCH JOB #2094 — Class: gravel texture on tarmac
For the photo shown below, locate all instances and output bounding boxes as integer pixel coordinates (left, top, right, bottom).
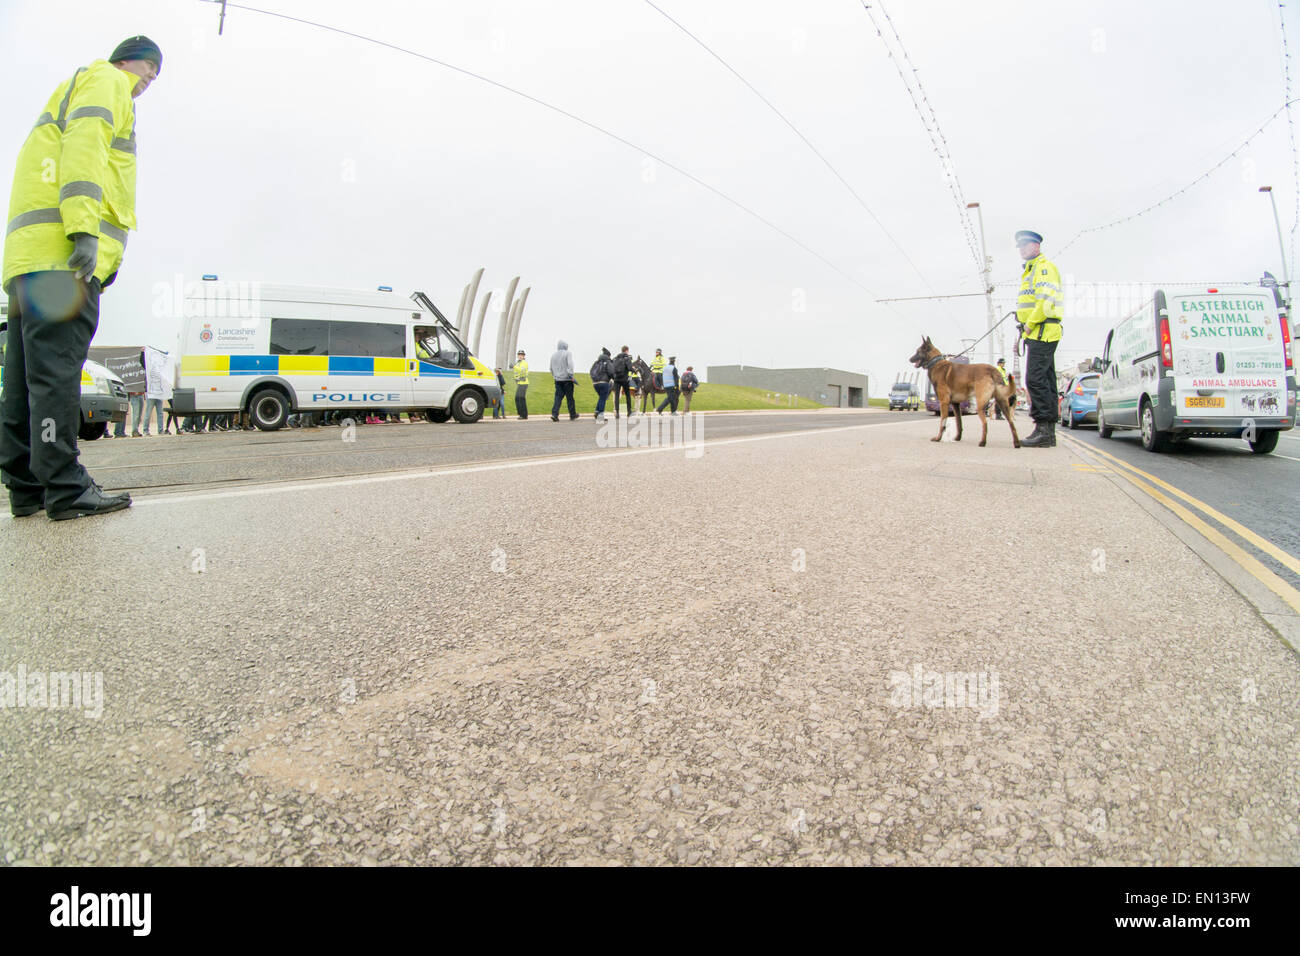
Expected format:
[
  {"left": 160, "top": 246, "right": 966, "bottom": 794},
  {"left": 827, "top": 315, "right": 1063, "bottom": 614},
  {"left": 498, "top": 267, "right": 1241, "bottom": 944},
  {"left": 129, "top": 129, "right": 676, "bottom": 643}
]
[{"left": 1, "top": 416, "right": 1297, "bottom": 865}]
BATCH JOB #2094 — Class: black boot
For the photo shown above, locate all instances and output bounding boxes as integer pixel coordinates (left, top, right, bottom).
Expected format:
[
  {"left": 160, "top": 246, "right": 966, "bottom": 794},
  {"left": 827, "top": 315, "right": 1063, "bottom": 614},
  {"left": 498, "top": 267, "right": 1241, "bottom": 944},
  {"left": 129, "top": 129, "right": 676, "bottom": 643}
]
[{"left": 1022, "top": 420, "right": 1055, "bottom": 448}]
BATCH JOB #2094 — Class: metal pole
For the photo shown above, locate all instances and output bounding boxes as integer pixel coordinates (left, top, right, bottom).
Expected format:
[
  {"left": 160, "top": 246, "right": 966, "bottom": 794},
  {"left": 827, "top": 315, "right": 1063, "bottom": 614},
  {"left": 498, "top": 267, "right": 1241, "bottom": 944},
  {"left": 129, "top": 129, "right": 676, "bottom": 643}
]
[
  {"left": 1260, "top": 186, "right": 1291, "bottom": 307},
  {"left": 968, "top": 201, "right": 996, "bottom": 367}
]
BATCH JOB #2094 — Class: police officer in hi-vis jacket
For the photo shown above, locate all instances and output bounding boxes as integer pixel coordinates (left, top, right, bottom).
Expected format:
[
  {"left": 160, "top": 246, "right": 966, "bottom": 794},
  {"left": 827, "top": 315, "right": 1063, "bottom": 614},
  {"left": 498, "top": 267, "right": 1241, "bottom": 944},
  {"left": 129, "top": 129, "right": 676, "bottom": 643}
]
[
  {"left": 1014, "top": 230, "right": 1063, "bottom": 448},
  {"left": 1, "top": 36, "right": 162, "bottom": 519}
]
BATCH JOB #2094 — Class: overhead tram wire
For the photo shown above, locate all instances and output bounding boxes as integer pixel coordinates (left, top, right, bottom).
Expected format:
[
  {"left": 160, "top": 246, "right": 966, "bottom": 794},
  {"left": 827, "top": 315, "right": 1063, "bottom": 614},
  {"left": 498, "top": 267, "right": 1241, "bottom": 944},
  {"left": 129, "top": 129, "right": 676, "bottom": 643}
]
[
  {"left": 642, "top": 0, "right": 955, "bottom": 319},
  {"left": 857, "top": 0, "right": 983, "bottom": 280},
  {"left": 196, "top": 0, "right": 876, "bottom": 296},
  {"left": 1274, "top": 1, "right": 1294, "bottom": 280},
  {"left": 1056, "top": 99, "right": 1300, "bottom": 256},
  {"left": 874, "top": 1, "right": 983, "bottom": 267}
]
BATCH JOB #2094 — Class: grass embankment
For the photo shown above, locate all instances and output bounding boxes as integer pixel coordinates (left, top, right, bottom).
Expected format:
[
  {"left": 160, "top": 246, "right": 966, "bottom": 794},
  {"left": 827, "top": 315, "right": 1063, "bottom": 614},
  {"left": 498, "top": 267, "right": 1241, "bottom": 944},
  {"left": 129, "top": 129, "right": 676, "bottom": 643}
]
[{"left": 499, "top": 372, "right": 823, "bottom": 416}]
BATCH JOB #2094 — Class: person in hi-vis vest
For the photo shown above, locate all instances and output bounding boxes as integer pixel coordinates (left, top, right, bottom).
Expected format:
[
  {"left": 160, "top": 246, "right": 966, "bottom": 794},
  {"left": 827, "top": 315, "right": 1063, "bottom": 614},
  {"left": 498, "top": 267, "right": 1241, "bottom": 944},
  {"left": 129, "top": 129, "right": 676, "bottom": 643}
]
[{"left": 1, "top": 36, "right": 162, "bottom": 519}]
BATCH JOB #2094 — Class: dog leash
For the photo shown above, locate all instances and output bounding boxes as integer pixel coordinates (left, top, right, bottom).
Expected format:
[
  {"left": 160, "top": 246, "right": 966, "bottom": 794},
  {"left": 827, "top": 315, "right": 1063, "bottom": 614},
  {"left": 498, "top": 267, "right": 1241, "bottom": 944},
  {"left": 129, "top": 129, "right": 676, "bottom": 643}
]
[{"left": 948, "top": 310, "right": 1020, "bottom": 360}]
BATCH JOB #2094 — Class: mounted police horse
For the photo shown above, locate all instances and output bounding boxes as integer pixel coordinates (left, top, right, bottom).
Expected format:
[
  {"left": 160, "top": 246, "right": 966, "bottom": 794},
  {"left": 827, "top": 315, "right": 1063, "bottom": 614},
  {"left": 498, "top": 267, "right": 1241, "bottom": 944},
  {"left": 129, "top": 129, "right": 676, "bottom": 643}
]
[{"left": 631, "top": 356, "right": 664, "bottom": 414}]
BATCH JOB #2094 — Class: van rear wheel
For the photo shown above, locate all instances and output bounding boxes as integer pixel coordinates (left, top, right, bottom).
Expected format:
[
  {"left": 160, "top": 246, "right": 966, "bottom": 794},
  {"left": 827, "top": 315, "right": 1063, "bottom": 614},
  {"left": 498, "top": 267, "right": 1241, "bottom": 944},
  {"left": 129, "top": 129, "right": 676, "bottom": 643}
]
[
  {"left": 427, "top": 409, "right": 450, "bottom": 423},
  {"left": 1139, "top": 400, "right": 1167, "bottom": 452},
  {"left": 1249, "top": 430, "right": 1279, "bottom": 455},
  {"left": 249, "top": 388, "right": 291, "bottom": 431}
]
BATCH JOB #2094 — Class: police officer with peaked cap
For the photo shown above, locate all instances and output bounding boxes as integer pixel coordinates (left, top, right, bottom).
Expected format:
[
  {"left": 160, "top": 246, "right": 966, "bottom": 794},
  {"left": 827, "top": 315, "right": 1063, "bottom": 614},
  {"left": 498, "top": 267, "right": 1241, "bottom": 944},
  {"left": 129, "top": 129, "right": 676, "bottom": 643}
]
[{"left": 1014, "top": 229, "right": 1063, "bottom": 447}]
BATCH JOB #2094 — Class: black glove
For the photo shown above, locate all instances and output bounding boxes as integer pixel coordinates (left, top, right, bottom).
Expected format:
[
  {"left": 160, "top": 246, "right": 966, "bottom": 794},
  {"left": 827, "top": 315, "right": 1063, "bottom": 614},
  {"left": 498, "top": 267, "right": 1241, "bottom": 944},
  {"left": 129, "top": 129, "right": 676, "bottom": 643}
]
[{"left": 67, "top": 233, "right": 98, "bottom": 281}]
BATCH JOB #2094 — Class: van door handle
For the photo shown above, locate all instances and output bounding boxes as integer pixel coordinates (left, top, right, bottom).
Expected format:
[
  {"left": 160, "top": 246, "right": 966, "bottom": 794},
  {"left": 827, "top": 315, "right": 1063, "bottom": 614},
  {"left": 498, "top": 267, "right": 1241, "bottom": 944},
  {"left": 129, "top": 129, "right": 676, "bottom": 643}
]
[{"left": 1216, "top": 352, "right": 1225, "bottom": 373}]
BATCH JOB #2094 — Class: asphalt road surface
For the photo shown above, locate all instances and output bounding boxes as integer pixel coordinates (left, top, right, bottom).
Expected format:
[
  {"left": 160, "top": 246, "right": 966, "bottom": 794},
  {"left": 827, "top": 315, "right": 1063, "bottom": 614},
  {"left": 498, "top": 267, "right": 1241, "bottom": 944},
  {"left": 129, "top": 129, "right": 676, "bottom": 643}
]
[
  {"left": 2, "top": 410, "right": 1297, "bottom": 866},
  {"left": 80, "top": 410, "right": 918, "bottom": 496},
  {"left": 1063, "top": 420, "right": 1300, "bottom": 591}
]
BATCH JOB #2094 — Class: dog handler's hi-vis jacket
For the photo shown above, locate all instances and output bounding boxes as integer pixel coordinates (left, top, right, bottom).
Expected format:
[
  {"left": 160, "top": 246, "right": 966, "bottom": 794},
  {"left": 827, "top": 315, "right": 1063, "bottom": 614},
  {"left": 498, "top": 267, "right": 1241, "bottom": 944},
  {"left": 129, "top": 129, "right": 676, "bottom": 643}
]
[
  {"left": 1017, "top": 253, "right": 1063, "bottom": 343},
  {"left": 512, "top": 359, "right": 528, "bottom": 384},
  {"left": 3, "top": 60, "right": 137, "bottom": 292}
]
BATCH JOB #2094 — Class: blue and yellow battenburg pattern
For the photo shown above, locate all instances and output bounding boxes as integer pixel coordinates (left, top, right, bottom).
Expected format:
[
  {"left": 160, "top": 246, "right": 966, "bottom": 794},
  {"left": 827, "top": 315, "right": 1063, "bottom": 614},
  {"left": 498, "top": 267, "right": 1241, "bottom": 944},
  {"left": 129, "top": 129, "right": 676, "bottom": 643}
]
[{"left": 180, "top": 354, "right": 494, "bottom": 380}]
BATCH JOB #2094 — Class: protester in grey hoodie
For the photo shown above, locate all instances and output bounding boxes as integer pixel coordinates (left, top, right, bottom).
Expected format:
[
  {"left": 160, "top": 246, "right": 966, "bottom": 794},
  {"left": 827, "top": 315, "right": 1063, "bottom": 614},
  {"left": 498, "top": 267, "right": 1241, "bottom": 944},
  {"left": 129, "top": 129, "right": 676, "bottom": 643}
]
[{"left": 550, "top": 339, "right": 578, "bottom": 421}]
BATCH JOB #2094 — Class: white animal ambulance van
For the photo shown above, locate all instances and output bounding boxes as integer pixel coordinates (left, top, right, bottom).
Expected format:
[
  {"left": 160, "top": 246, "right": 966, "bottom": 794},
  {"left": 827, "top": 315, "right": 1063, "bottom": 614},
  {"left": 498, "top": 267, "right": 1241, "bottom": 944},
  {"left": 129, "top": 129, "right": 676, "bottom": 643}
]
[
  {"left": 1096, "top": 285, "right": 1295, "bottom": 453},
  {"left": 172, "top": 282, "right": 501, "bottom": 429}
]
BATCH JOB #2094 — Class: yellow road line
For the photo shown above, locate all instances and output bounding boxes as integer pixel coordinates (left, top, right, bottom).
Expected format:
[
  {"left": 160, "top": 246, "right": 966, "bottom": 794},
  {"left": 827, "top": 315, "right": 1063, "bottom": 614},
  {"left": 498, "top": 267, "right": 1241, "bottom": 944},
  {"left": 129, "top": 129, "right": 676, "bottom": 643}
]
[
  {"left": 1066, "top": 440, "right": 1300, "bottom": 614},
  {"left": 1065, "top": 437, "right": 1300, "bottom": 579}
]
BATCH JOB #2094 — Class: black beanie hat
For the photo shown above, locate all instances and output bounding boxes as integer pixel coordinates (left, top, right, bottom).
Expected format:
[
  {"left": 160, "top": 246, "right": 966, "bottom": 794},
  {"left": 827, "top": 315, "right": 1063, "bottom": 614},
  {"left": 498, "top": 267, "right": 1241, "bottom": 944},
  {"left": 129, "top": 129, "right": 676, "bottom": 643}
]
[{"left": 110, "top": 35, "right": 163, "bottom": 73}]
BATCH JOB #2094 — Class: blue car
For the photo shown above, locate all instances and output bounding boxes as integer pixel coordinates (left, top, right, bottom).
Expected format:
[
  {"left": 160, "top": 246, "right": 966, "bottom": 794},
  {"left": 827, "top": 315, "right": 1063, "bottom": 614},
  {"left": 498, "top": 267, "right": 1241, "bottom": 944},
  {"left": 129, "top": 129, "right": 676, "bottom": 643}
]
[{"left": 1059, "top": 372, "right": 1100, "bottom": 428}]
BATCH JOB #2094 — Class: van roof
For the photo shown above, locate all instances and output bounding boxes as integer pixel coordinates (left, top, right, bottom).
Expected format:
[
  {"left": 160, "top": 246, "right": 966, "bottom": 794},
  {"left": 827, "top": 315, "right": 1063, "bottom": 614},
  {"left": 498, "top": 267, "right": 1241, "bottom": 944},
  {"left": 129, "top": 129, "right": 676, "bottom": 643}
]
[{"left": 182, "top": 282, "right": 416, "bottom": 312}]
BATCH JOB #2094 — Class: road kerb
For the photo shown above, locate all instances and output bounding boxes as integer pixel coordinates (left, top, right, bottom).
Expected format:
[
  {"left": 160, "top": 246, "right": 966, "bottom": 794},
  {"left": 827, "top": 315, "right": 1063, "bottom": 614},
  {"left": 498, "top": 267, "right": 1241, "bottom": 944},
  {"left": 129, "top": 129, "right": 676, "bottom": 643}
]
[{"left": 1065, "top": 436, "right": 1300, "bottom": 622}]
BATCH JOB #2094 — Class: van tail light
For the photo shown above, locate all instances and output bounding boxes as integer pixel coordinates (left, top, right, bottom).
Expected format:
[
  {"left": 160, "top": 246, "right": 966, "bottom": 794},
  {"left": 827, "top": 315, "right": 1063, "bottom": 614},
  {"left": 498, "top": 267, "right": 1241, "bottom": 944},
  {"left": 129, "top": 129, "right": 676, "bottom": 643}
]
[
  {"left": 1159, "top": 317, "right": 1173, "bottom": 367},
  {"left": 1282, "top": 313, "right": 1293, "bottom": 370}
]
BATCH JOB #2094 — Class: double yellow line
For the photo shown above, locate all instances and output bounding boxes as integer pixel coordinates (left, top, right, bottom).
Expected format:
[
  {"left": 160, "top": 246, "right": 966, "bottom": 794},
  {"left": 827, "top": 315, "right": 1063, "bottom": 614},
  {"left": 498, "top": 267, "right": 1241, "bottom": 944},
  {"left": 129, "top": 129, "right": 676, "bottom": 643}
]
[{"left": 1063, "top": 436, "right": 1300, "bottom": 615}]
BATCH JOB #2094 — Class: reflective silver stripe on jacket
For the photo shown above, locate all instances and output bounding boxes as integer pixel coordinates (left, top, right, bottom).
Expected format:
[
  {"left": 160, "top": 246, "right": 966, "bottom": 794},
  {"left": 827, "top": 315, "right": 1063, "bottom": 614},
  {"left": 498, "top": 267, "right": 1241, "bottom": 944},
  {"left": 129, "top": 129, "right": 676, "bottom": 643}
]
[
  {"left": 67, "top": 105, "right": 114, "bottom": 125},
  {"left": 59, "top": 181, "right": 103, "bottom": 202},
  {"left": 53, "top": 67, "right": 86, "bottom": 131},
  {"left": 5, "top": 208, "right": 62, "bottom": 235},
  {"left": 4, "top": 206, "right": 128, "bottom": 247},
  {"left": 98, "top": 221, "right": 128, "bottom": 245},
  {"left": 111, "top": 137, "right": 136, "bottom": 154}
]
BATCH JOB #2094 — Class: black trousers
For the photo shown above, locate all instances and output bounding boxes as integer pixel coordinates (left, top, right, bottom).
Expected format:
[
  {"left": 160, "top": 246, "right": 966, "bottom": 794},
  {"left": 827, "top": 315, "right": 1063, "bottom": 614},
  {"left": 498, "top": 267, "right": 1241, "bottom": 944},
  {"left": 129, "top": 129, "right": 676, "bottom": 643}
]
[
  {"left": 515, "top": 384, "right": 528, "bottom": 418},
  {"left": 1, "top": 272, "right": 101, "bottom": 509},
  {"left": 611, "top": 380, "right": 633, "bottom": 416},
  {"left": 1024, "top": 337, "right": 1058, "bottom": 423},
  {"left": 551, "top": 379, "right": 576, "bottom": 418},
  {"left": 656, "top": 386, "right": 680, "bottom": 413}
]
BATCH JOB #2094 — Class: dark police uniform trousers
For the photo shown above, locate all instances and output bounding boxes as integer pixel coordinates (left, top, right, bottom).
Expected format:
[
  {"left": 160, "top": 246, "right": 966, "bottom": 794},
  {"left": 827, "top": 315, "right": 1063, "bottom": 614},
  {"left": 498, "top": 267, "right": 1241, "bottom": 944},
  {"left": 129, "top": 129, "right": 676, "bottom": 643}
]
[
  {"left": 0, "top": 272, "right": 100, "bottom": 509},
  {"left": 1024, "top": 336, "right": 1059, "bottom": 424}
]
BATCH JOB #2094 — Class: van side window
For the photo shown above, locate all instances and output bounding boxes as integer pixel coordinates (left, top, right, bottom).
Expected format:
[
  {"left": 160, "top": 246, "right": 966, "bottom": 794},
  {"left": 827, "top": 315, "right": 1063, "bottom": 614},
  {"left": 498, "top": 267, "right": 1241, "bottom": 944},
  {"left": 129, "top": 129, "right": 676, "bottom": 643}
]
[
  {"left": 328, "top": 321, "right": 406, "bottom": 358},
  {"left": 270, "top": 318, "right": 329, "bottom": 355}
]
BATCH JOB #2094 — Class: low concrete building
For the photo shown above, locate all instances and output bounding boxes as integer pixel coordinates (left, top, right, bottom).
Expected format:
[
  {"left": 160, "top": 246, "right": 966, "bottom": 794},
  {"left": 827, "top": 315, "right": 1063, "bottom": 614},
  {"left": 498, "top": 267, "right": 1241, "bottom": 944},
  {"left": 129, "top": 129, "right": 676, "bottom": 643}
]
[{"left": 707, "top": 365, "right": 868, "bottom": 408}]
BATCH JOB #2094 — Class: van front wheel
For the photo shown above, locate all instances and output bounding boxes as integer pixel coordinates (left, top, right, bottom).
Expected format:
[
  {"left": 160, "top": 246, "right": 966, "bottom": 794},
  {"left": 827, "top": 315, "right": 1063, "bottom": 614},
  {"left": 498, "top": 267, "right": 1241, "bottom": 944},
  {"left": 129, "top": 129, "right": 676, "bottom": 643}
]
[
  {"left": 427, "top": 409, "right": 450, "bottom": 423},
  {"left": 249, "top": 389, "right": 291, "bottom": 431},
  {"left": 1097, "top": 402, "right": 1113, "bottom": 439},
  {"left": 1249, "top": 430, "right": 1280, "bottom": 455},
  {"left": 450, "top": 389, "right": 485, "bottom": 424}
]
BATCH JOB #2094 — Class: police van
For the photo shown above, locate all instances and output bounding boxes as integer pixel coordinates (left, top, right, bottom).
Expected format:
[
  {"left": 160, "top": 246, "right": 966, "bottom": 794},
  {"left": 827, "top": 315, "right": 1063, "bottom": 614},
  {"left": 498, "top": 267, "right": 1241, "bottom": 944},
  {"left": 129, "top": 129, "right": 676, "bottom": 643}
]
[
  {"left": 0, "top": 309, "right": 129, "bottom": 441},
  {"left": 172, "top": 282, "right": 501, "bottom": 429},
  {"left": 1096, "top": 285, "right": 1296, "bottom": 453}
]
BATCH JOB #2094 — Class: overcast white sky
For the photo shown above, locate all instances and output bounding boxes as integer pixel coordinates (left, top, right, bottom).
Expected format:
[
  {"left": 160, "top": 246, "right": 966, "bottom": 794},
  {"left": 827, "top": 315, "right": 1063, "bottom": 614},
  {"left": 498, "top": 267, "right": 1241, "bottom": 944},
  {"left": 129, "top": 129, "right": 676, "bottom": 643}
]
[{"left": 2, "top": 0, "right": 1296, "bottom": 391}]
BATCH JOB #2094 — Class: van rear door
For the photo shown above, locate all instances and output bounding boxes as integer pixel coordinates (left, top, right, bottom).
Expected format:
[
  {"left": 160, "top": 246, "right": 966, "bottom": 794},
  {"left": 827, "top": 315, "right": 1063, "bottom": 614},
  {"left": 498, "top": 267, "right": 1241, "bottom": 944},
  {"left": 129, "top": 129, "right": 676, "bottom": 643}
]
[{"left": 1166, "top": 289, "right": 1287, "bottom": 419}]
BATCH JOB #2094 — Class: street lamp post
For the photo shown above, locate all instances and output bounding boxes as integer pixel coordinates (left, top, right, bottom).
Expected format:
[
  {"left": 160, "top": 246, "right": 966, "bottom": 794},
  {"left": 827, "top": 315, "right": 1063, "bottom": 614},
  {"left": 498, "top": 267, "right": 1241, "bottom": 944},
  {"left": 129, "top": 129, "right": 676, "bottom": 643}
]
[
  {"left": 1259, "top": 186, "right": 1291, "bottom": 308},
  {"left": 966, "top": 201, "right": 996, "bottom": 367}
]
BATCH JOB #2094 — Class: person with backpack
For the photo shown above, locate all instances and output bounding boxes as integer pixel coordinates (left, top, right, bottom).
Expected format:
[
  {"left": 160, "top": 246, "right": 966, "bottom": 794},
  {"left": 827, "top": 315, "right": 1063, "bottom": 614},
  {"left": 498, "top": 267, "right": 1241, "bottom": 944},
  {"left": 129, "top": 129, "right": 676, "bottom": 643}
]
[
  {"left": 611, "top": 345, "right": 634, "bottom": 419},
  {"left": 589, "top": 348, "right": 615, "bottom": 422},
  {"left": 680, "top": 366, "right": 700, "bottom": 413}
]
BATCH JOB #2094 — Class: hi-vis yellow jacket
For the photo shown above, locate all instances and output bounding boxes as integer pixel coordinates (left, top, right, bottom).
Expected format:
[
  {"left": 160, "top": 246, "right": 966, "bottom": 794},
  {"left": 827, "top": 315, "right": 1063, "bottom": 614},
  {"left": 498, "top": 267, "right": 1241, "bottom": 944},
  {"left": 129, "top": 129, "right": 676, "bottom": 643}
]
[
  {"left": 651, "top": 354, "right": 665, "bottom": 373},
  {"left": 512, "top": 359, "right": 529, "bottom": 385},
  {"left": 1018, "top": 254, "right": 1063, "bottom": 343},
  {"left": 3, "top": 60, "right": 138, "bottom": 293}
]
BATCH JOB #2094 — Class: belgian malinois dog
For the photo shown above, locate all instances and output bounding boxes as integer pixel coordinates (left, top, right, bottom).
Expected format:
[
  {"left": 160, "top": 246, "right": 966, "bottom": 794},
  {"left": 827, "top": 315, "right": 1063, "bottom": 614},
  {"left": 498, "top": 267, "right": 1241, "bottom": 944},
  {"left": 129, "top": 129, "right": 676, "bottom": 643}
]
[{"left": 908, "top": 336, "right": 1021, "bottom": 448}]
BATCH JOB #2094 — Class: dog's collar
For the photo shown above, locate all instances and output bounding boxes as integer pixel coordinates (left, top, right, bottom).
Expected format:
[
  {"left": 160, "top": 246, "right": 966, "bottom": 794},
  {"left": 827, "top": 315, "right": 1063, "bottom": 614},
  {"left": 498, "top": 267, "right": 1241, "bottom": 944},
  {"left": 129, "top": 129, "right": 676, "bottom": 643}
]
[{"left": 922, "top": 355, "right": 945, "bottom": 369}]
